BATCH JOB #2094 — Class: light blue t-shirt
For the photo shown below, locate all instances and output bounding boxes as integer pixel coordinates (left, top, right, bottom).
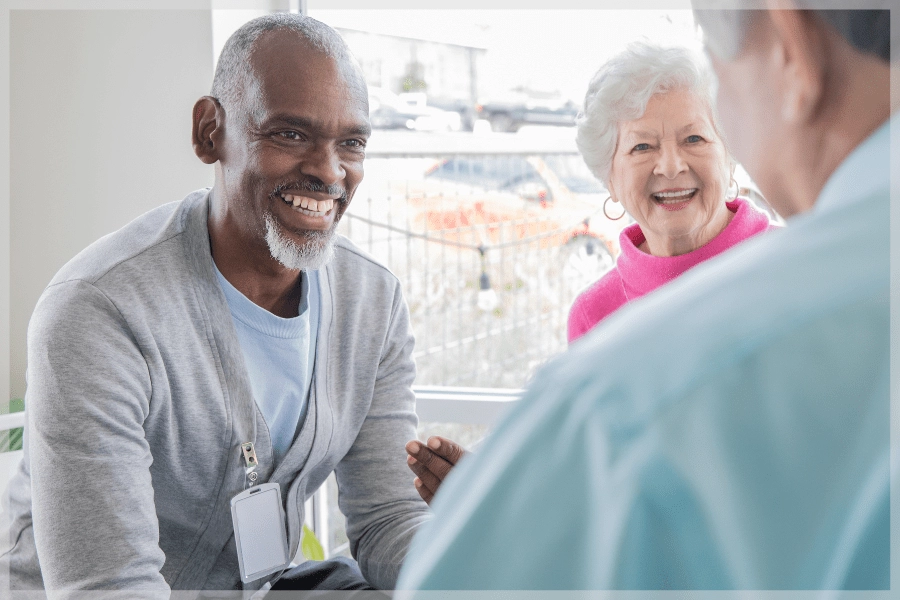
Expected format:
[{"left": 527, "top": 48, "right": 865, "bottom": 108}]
[
  {"left": 214, "top": 265, "right": 319, "bottom": 466},
  {"left": 397, "top": 122, "right": 891, "bottom": 591}
]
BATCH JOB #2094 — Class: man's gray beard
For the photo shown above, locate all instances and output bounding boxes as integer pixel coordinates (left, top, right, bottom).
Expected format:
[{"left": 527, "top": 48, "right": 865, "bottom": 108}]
[{"left": 264, "top": 212, "right": 336, "bottom": 271}]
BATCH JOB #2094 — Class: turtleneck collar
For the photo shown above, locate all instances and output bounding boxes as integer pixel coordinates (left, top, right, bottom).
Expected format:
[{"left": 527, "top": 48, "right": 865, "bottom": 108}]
[{"left": 615, "top": 198, "right": 774, "bottom": 300}]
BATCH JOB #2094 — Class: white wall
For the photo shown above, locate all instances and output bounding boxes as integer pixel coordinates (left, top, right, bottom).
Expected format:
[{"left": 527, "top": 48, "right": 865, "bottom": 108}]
[{"left": 9, "top": 10, "right": 216, "bottom": 400}]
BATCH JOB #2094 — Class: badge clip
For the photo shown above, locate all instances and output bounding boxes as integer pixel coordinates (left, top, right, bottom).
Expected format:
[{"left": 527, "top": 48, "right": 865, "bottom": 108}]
[
  {"left": 241, "top": 442, "right": 260, "bottom": 489},
  {"left": 241, "top": 442, "right": 259, "bottom": 469}
]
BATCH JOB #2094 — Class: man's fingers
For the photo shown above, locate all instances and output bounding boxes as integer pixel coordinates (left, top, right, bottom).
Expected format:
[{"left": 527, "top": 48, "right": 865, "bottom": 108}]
[
  {"left": 414, "top": 478, "right": 434, "bottom": 505},
  {"left": 407, "top": 455, "right": 443, "bottom": 492},
  {"left": 405, "top": 440, "right": 421, "bottom": 457},
  {"left": 407, "top": 439, "right": 458, "bottom": 506},
  {"left": 426, "top": 436, "right": 467, "bottom": 465},
  {"left": 406, "top": 441, "right": 454, "bottom": 480}
]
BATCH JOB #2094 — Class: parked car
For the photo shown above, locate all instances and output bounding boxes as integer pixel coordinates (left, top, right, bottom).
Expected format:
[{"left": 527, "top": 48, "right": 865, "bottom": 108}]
[
  {"left": 475, "top": 89, "right": 580, "bottom": 133},
  {"left": 368, "top": 88, "right": 461, "bottom": 132},
  {"left": 426, "top": 96, "right": 477, "bottom": 131},
  {"left": 349, "top": 133, "right": 632, "bottom": 289},
  {"left": 409, "top": 154, "right": 625, "bottom": 270}
]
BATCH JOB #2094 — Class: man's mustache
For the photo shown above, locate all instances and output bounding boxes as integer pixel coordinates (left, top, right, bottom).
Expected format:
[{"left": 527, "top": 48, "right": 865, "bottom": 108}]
[{"left": 272, "top": 179, "right": 348, "bottom": 203}]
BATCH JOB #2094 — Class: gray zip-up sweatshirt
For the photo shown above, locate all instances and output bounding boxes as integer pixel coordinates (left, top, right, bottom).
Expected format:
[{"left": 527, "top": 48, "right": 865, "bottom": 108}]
[{"left": 1, "top": 189, "right": 431, "bottom": 594}]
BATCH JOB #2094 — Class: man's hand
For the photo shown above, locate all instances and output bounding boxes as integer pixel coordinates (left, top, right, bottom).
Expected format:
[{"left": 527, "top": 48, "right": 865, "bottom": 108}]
[{"left": 405, "top": 436, "right": 467, "bottom": 505}]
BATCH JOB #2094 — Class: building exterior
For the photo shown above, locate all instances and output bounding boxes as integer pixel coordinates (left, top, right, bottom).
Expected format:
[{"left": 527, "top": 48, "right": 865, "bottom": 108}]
[{"left": 336, "top": 27, "right": 486, "bottom": 123}]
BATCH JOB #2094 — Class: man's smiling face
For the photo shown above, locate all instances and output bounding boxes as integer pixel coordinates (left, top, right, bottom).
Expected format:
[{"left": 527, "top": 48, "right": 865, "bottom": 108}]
[{"left": 217, "top": 29, "right": 370, "bottom": 270}]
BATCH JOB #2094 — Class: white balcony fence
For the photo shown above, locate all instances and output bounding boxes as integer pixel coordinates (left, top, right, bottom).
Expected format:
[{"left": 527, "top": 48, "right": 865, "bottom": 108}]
[
  {"left": 0, "top": 411, "right": 24, "bottom": 434},
  {"left": 307, "top": 385, "right": 521, "bottom": 558}
]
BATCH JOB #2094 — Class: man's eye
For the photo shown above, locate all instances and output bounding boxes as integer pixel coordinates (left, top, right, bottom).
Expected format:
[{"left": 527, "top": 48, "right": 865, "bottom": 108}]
[
  {"left": 632, "top": 143, "right": 650, "bottom": 152},
  {"left": 278, "top": 131, "right": 302, "bottom": 140},
  {"left": 686, "top": 135, "right": 704, "bottom": 143},
  {"left": 342, "top": 139, "right": 367, "bottom": 149}
]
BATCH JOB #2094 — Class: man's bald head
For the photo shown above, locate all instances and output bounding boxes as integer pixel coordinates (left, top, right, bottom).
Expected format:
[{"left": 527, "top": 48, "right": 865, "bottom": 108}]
[
  {"left": 690, "top": 0, "right": 893, "bottom": 217},
  {"left": 210, "top": 13, "right": 361, "bottom": 121},
  {"left": 693, "top": 1, "right": 893, "bottom": 64}
]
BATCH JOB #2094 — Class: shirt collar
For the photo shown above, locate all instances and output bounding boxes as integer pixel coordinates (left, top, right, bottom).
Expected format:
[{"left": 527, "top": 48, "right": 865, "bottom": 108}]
[
  {"left": 814, "top": 119, "right": 891, "bottom": 214},
  {"left": 212, "top": 261, "right": 310, "bottom": 338}
]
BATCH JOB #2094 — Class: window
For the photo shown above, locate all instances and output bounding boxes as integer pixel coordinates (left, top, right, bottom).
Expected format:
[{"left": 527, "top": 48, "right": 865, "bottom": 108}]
[{"left": 210, "top": 7, "right": 771, "bottom": 560}]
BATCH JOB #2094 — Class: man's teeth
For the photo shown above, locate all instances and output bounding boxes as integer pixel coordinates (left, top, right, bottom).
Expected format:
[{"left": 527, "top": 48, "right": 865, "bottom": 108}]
[
  {"left": 653, "top": 189, "right": 697, "bottom": 202},
  {"left": 281, "top": 194, "right": 335, "bottom": 214}
]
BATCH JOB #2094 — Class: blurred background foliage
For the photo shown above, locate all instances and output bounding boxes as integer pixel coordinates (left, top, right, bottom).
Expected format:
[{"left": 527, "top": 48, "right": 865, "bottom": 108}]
[{"left": 1, "top": 398, "right": 25, "bottom": 453}]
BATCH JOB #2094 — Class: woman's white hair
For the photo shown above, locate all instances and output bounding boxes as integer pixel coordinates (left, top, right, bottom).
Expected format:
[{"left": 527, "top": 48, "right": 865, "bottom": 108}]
[{"left": 576, "top": 42, "right": 726, "bottom": 189}]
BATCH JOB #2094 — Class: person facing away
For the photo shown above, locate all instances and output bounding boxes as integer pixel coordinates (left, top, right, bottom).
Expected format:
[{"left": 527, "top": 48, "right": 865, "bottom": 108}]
[
  {"left": 568, "top": 42, "right": 776, "bottom": 343},
  {"left": 396, "top": 3, "right": 893, "bottom": 591},
  {"left": 1, "top": 13, "right": 430, "bottom": 595}
]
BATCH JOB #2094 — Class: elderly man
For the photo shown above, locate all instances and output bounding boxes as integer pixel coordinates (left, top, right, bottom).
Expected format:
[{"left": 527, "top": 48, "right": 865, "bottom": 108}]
[
  {"left": 1, "top": 14, "right": 429, "bottom": 594},
  {"left": 397, "top": 2, "right": 894, "bottom": 591}
]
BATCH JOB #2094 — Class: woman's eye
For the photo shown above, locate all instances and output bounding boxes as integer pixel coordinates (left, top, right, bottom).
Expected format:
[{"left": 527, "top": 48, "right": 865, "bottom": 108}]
[
  {"left": 632, "top": 143, "right": 650, "bottom": 152},
  {"left": 686, "top": 135, "right": 704, "bottom": 143}
]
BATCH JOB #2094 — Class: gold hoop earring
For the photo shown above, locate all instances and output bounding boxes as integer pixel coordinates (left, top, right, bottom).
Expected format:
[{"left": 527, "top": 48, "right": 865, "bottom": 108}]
[{"left": 603, "top": 196, "right": 626, "bottom": 221}]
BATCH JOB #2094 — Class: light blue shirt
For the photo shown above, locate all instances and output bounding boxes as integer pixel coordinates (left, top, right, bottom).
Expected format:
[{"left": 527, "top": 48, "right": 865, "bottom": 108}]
[
  {"left": 397, "top": 121, "right": 891, "bottom": 591},
  {"left": 214, "top": 265, "right": 319, "bottom": 466}
]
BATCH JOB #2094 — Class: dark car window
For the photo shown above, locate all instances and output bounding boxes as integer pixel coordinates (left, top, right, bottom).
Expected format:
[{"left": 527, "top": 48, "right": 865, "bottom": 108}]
[
  {"left": 543, "top": 155, "right": 605, "bottom": 194},
  {"left": 426, "top": 156, "right": 545, "bottom": 192}
]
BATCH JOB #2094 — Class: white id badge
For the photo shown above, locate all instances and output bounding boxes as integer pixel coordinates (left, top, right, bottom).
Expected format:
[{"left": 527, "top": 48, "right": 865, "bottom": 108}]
[{"left": 230, "top": 482, "right": 291, "bottom": 583}]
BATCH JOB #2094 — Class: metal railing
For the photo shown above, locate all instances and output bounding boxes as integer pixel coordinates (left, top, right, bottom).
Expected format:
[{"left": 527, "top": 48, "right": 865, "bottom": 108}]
[{"left": 343, "top": 131, "right": 621, "bottom": 391}]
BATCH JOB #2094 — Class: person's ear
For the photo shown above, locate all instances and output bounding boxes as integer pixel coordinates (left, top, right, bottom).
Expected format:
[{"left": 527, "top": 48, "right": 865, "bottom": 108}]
[
  {"left": 605, "top": 176, "right": 617, "bottom": 203},
  {"left": 765, "top": 0, "right": 826, "bottom": 125},
  {"left": 192, "top": 96, "right": 224, "bottom": 165}
]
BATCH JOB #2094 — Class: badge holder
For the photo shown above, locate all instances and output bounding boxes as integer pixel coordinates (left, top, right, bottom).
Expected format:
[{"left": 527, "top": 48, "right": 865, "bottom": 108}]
[{"left": 230, "top": 442, "right": 291, "bottom": 584}]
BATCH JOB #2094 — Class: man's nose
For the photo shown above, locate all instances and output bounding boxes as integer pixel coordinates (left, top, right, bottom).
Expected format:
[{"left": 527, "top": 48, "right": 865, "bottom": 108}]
[
  {"left": 653, "top": 142, "right": 688, "bottom": 179},
  {"left": 301, "top": 143, "right": 345, "bottom": 187}
]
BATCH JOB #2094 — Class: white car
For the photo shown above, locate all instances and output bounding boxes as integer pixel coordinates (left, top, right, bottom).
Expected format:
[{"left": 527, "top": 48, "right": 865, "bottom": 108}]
[{"left": 368, "top": 87, "right": 461, "bottom": 133}]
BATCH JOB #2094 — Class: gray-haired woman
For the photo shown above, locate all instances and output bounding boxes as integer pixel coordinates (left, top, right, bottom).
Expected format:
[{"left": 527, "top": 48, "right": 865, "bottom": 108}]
[{"left": 568, "top": 41, "right": 775, "bottom": 343}]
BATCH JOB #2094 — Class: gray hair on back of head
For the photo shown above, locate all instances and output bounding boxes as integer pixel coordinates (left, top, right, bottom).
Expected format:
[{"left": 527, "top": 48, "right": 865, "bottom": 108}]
[
  {"left": 692, "top": 0, "right": 893, "bottom": 63},
  {"left": 211, "top": 12, "right": 352, "bottom": 113},
  {"left": 576, "top": 41, "right": 726, "bottom": 189}
]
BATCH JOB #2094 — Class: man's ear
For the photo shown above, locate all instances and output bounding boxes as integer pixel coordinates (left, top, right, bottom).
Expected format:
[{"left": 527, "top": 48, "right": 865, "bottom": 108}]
[
  {"left": 765, "top": 0, "right": 826, "bottom": 125},
  {"left": 192, "top": 96, "right": 224, "bottom": 165}
]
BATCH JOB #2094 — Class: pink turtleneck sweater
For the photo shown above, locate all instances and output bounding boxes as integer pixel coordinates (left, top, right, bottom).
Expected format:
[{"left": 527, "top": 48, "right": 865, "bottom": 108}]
[{"left": 568, "top": 198, "right": 775, "bottom": 343}]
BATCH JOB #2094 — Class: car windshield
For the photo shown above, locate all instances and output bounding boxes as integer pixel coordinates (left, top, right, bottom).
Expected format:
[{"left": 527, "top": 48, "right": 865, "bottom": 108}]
[{"left": 543, "top": 155, "right": 605, "bottom": 194}]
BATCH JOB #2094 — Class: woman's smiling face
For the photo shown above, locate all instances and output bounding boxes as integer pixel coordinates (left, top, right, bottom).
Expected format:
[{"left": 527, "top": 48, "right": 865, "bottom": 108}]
[{"left": 608, "top": 88, "right": 734, "bottom": 256}]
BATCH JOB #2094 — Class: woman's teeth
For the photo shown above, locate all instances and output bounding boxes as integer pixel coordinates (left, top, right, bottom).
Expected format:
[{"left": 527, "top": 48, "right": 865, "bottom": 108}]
[
  {"left": 281, "top": 194, "right": 334, "bottom": 215},
  {"left": 653, "top": 189, "right": 697, "bottom": 203}
]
